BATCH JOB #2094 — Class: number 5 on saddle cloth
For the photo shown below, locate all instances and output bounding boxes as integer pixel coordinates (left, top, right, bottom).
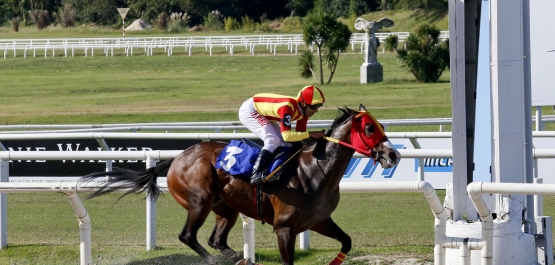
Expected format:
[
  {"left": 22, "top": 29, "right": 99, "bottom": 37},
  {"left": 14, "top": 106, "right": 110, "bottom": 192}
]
[{"left": 215, "top": 140, "right": 291, "bottom": 182}]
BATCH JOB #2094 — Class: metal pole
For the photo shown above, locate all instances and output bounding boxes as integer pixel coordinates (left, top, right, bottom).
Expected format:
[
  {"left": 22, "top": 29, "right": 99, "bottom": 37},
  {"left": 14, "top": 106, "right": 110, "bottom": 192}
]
[
  {"left": 0, "top": 158, "right": 7, "bottom": 249},
  {"left": 95, "top": 139, "right": 113, "bottom": 180},
  {"left": 299, "top": 231, "right": 310, "bottom": 250},
  {"left": 409, "top": 138, "right": 425, "bottom": 181},
  {"left": 65, "top": 192, "right": 92, "bottom": 265},
  {"left": 240, "top": 214, "right": 255, "bottom": 262},
  {"left": 145, "top": 157, "right": 156, "bottom": 250}
]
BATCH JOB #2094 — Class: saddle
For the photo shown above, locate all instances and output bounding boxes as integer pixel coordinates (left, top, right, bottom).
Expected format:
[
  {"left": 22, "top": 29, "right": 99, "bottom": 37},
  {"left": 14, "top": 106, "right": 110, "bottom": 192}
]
[{"left": 214, "top": 139, "right": 291, "bottom": 183}]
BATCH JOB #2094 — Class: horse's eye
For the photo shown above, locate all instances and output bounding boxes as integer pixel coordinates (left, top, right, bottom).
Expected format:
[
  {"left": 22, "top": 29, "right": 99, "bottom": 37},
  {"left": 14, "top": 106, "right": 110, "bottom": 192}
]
[{"left": 366, "top": 124, "right": 375, "bottom": 134}]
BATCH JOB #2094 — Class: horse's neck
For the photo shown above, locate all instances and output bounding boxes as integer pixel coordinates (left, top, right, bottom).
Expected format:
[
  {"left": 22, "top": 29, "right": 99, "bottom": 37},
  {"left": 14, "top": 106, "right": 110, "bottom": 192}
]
[
  {"left": 322, "top": 128, "right": 355, "bottom": 183},
  {"left": 297, "top": 127, "right": 354, "bottom": 192}
]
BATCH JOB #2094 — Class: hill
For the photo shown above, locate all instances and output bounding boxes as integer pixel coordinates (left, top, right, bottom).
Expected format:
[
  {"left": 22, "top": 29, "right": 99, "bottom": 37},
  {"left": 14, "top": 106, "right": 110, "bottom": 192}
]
[
  {"left": 0, "top": 9, "right": 448, "bottom": 39},
  {"left": 347, "top": 9, "right": 448, "bottom": 33}
]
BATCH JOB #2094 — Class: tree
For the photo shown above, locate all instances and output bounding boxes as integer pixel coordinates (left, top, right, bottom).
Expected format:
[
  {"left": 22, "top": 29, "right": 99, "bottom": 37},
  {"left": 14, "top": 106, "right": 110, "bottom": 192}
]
[
  {"left": 349, "top": 0, "right": 368, "bottom": 16},
  {"left": 62, "top": 0, "right": 123, "bottom": 25},
  {"left": 391, "top": 0, "right": 447, "bottom": 10},
  {"left": 286, "top": 0, "right": 314, "bottom": 17},
  {"left": 299, "top": 12, "right": 352, "bottom": 84},
  {"left": 396, "top": 24, "right": 449, "bottom": 82}
]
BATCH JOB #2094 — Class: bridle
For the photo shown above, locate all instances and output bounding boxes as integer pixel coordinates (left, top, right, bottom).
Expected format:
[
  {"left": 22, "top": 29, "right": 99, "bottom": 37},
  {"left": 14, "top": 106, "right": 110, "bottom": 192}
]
[{"left": 324, "top": 111, "right": 387, "bottom": 159}]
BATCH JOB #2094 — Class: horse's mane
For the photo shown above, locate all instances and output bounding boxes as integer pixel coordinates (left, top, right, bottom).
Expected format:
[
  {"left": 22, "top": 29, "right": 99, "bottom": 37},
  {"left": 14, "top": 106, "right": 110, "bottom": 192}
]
[
  {"left": 329, "top": 107, "right": 352, "bottom": 133},
  {"left": 308, "top": 107, "right": 353, "bottom": 161},
  {"left": 283, "top": 107, "right": 355, "bottom": 190}
]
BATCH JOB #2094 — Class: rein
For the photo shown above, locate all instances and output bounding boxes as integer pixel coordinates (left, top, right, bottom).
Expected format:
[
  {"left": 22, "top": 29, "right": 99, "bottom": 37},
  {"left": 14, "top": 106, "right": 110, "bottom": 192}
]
[
  {"left": 263, "top": 145, "right": 306, "bottom": 182},
  {"left": 323, "top": 136, "right": 371, "bottom": 157}
]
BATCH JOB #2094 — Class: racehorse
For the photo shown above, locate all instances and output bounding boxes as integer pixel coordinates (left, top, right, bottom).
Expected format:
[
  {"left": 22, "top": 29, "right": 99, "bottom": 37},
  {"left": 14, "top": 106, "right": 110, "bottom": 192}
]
[{"left": 80, "top": 104, "right": 400, "bottom": 265}]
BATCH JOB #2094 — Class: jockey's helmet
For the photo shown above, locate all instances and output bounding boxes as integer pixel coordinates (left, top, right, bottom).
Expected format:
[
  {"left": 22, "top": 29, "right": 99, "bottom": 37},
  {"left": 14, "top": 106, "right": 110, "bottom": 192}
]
[{"left": 297, "top": 86, "right": 325, "bottom": 107}]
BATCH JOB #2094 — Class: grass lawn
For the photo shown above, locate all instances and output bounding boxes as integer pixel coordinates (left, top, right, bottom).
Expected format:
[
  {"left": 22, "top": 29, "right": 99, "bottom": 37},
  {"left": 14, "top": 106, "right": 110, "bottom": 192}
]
[
  {"left": 2, "top": 192, "right": 444, "bottom": 265},
  {"left": 0, "top": 49, "right": 453, "bottom": 130},
  {"left": 1, "top": 23, "right": 555, "bottom": 264}
]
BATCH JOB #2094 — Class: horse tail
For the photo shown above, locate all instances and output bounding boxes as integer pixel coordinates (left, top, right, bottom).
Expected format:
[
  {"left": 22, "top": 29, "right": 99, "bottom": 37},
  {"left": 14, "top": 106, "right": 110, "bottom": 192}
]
[{"left": 79, "top": 158, "right": 175, "bottom": 201}]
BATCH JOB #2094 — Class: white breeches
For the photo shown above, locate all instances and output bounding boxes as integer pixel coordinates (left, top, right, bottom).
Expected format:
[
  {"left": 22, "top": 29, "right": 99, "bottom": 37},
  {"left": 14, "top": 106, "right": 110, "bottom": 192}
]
[{"left": 238, "top": 99, "right": 286, "bottom": 153}]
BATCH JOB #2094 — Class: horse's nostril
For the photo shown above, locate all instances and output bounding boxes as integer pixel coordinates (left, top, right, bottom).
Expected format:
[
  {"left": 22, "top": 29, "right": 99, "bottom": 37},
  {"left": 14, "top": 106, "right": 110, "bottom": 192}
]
[{"left": 389, "top": 151, "right": 398, "bottom": 161}]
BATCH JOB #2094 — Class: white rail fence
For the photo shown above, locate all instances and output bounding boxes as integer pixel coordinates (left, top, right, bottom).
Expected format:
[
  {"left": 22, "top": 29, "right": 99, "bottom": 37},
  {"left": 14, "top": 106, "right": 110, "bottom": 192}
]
[
  {"left": 0, "top": 132, "right": 554, "bottom": 264},
  {"left": 0, "top": 149, "right": 447, "bottom": 265},
  {"left": 1, "top": 113, "right": 554, "bottom": 134},
  {"left": 2, "top": 149, "right": 555, "bottom": 265},
  {"left": 0, "top": 118, "right": 454, "bottom": 134},
  {"left": 1, "top": 31, "right": 449, "bottom": 59},
  {"left": 2, "top": 130, "right": 554, "bottom": 183}
]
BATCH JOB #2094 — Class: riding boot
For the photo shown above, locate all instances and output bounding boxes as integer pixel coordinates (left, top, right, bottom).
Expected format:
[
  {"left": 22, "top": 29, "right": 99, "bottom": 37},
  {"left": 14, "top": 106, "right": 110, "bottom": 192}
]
[{"left": 250, "top": 149, "right": 273, "bottom": 185}]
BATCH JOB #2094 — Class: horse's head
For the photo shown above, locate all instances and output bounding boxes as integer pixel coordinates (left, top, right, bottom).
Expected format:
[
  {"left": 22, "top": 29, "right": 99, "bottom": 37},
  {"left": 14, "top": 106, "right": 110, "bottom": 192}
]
[{"left": 331, "top": 105, "right": 401, "bottom": 169}]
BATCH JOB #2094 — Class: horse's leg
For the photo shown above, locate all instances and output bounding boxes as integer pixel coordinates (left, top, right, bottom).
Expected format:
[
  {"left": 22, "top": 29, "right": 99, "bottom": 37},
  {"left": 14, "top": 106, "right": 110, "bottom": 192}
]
[
  {"left": 176, "top": 194, "right": 221, "bottom": 265},
  {"left": 310, "top": 217, "right": 352, "bottom": 265},
  {"left": 274, "top": 226, "right": 297, "bottom": 265},
  {"left": 208, "top": 199, "right": 243, "bottom": 263}
]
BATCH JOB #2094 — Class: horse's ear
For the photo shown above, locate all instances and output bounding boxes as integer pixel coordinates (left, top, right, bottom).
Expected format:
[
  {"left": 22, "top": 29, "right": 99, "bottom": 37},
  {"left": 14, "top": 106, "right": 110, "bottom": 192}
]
[
  {"left": 344, "top": 106, "right": 357, "bottom": 115},
  {"left": 359, "top": 104, "right": 367, "bottom": 112}
]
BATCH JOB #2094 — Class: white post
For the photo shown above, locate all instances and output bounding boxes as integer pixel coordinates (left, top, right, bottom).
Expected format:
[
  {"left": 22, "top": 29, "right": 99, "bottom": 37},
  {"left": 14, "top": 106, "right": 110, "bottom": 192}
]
[
  {"left": 146, "top": 156, "right": 156, "bottom": 250},
  {"left": 95, "top": 139, "right": 112, "bottom": 180},
  {"left": 409, "top": 138, "right": 425, "bottom": 181},
  {"left": 536, "top": 106, "right": 543, "bottom": 131},
  {"left": 65, "top": 192, "right": 92, "bottom": 265},
  {"left": 299, "top": 231, "right": 310, "bottom": 250},
  {"left": 240, "top": 214, "right": 255, "bottom": 262},
  {"left": 534, "top": 178, "right": 544, "bottom": 216},
  {"left": 0, "top": 158, "right": 7, "bottom": 249}
]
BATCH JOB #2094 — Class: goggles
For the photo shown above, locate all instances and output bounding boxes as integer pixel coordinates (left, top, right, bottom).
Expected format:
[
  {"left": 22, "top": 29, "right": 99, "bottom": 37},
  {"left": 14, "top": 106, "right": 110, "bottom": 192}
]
[{"left": 308, "top": 103, "right": 323, "bottom": 110}]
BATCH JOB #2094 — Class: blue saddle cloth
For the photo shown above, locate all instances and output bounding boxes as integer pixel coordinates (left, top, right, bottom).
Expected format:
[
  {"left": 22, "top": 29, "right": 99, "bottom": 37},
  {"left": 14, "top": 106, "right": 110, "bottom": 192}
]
[{"left": 215, "top": 140, "right": 290, "bottom": 177}]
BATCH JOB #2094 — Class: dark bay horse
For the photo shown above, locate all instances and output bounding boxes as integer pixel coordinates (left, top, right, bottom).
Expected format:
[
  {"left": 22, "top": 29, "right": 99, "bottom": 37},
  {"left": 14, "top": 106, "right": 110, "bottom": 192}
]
[{"left": 80, "top": 105, "right": 400, "bottom": 265}]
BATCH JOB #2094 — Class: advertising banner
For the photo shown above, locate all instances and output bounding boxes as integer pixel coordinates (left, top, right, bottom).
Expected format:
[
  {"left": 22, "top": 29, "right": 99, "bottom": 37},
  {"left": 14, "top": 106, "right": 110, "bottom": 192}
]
[{"left": 3, "top": 138, "right": 455, "bottom": 189}]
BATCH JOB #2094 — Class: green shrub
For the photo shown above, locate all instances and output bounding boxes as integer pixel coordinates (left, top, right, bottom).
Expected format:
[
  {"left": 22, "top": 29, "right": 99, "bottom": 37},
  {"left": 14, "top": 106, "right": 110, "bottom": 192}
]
[
  {"left": 224, "top": 17, "right": 240, "bottom": 31},
  {"left": 396, "top": 24, "right": 449, "bottom": 82},
  {"left": 347, "top": 12, "right": 360, "bottom": 32},
  {"left": 257, "top": 21, "right": 272, "bottom": 32},
  {"left": 203, "top": 10, "right": 223, "bottom": 31},
  {"left": 58, "top": 4, "right": 77, "bottom": 28},
  {"left": 241, "top": 15, "right": 256, "bottom": 31},
  {"left": 29, "top": 10, "right": 50, "bottom": 30},
  {"left": 12, "top": 17, "right": 20, "bottom": 32},
  {"left": 384, "top": 34, "right": 399, "bottom": 52},
  {"left": 170, "top": 12, "right": 189, "bottom": 27},
  {"left": 156, "top": 12, "right": 168, "bottom": 30},
  {"left": 167, "top": 21, "right": 182, "bottom": 33},
  {"left": 280, "top": 16, "right": 303, "bottom": 32}
]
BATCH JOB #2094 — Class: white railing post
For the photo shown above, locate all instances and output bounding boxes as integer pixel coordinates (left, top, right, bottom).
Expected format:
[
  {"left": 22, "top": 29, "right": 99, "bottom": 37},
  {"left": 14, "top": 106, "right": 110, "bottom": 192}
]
[
  {"left": 409, "top": 138, "right": 425, "bottom": 181},
  {"left": 0, "top": 158, "right": 7, "bottom": 249},
  {"left": 536, "top": 106, "right": 544, "bottom": 131},
  {"left": 146, "top": 156, "right": 156, "bottom": 250},
  {"left": 64, "top": 191, "right": 92, "bottom": 265},
  {"left": 95, "top": 139, "right": 113, "bottom": 180},
  {"left": 535, "top": 178, "right": 544, "bottom": 216},
  {"left": 240, "top": 214, "right": 255, "bottom": 262},
  {"left": 299, "top": 231, "right": 310, "bottom": 250}
]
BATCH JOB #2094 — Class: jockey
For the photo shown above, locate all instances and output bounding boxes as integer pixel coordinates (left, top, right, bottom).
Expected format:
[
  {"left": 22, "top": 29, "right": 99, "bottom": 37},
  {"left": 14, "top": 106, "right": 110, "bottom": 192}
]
[{"left": 238, "top": 85, "right": 327, "bottom": 185}]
